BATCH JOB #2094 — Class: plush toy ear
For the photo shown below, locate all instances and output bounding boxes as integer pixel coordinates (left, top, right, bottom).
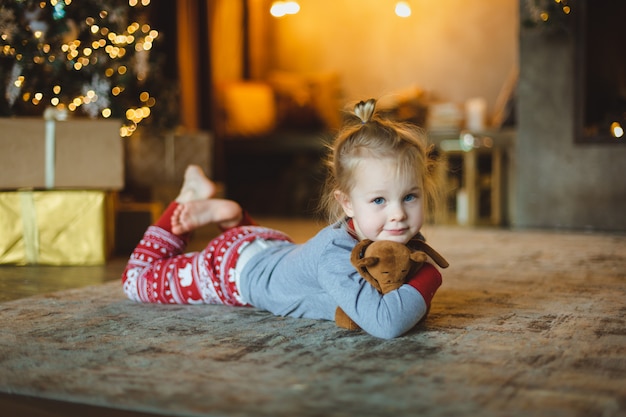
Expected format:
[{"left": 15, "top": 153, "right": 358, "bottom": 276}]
[
  {"left": 409, "top": 251, "right": 428, "bottom": 264},
  {"left": 350, "top": 239, "right": 385, "bottom": 292},
  {"left": 354, "top": 255, "right": 382, "bottom": 292},
  {"left": 411, "top": 240, "right": 450, "bottom": 268},
  {"left": 350, "top": 239, "right": 373, "bottom": 269},
  {"left": 355, "top": 256, "right": 379, "bottom": 269}
]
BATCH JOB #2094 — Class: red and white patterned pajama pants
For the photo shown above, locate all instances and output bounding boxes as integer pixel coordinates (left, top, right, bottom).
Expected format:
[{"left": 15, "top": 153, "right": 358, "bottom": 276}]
[{"left": 121, "top": 202, "right": 292, "bottom": 306}]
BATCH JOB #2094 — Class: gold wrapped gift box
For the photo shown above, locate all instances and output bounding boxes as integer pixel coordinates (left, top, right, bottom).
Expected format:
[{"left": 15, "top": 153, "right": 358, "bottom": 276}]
[{"left": 0, "top": 191, "right": 114, "bottom": 265}]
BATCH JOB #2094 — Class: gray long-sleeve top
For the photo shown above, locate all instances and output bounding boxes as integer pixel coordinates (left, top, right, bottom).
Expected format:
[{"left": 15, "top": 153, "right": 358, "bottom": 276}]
[{"left": 239, "top": 221, "right": 429, "bottom": 339}]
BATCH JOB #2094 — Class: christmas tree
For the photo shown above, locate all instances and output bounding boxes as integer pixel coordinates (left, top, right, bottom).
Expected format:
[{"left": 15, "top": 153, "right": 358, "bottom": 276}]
[{"left": 0, "top": 0, "right": 178, "bottom": 136}]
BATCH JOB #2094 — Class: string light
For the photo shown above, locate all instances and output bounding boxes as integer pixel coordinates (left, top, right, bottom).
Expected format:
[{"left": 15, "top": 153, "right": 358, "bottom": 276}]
[
  {"left": 395, "top": 2, "right": 411, "bottom": 18},
  {"left": 0, "top": 1, "right": 161, "bottom": 137},
  {"left": 270, "top": 1, "right": 300, "bottom": 18},
  {"left": 610, "top": 122, "right": 624, "bottom": 139},
  {"left": 525, "top": 0, "right": 571, "bottom": 27}
]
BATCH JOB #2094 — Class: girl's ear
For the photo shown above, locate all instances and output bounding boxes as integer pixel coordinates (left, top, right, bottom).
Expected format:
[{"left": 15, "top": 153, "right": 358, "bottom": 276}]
[{"left": 334, "top": 190, "right": 354, "bottom": 217}]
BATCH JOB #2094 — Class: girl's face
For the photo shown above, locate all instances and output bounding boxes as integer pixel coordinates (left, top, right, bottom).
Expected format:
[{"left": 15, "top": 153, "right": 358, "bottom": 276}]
[{"left": 335, "top": 157, "right": 424, "bottom": 244}]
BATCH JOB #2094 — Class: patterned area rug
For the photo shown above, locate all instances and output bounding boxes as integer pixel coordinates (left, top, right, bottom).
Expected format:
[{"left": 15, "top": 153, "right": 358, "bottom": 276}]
[{"left": 1, "top": 227, "right": 625, "bottom": 417}]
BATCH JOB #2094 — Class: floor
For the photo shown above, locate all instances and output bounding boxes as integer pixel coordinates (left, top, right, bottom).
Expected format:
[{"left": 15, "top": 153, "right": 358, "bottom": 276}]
[
  {"left": 0, "top": 218, "right": 324, "bottom": 304},
  {"left": 1, "top": 221, "right": 624, "bottom": 417},
  {"left": 0, "top": 217, "right": 324, "bottom": 416}
]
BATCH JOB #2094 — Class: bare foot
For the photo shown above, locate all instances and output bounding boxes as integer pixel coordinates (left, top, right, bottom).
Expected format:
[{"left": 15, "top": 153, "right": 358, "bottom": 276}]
[
  {"left": 171, "top": 199, "right": 243, "bottom": 234},
  {"left": 175, "top": 165, "right": 216, "bottom": 204}
]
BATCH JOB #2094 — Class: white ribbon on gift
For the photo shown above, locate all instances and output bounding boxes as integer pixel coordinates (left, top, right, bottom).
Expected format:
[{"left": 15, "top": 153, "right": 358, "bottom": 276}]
[
  {"left": 42, "top": 107, "right": 69, "bottom": 189},
  {"left": 19, "top": 191, "right": 39, "bottom": 264}
]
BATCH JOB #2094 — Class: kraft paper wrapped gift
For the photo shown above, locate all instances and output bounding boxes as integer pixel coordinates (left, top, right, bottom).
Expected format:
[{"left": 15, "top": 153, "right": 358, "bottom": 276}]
[
  {"left": 0, "top": 191, "right": 114, "bottom": 265},
  {"left": 0, "top": 117, "right": 124, "bottom": 190}
]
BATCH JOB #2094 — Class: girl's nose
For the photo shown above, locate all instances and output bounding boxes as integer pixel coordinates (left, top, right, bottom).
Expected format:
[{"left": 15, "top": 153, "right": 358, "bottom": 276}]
[{"left": 389, "top": 203, "right": 407, "bottom": 222}]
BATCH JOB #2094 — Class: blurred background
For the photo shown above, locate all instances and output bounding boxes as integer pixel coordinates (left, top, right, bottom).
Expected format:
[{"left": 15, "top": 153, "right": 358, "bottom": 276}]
[{"left": 1, "top": 0, "right": 625, "bottom": 235}]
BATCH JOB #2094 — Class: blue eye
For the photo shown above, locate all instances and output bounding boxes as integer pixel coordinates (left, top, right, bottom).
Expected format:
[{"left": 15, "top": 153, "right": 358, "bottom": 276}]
[
  {"left": 404, "top": 194, "right": 417, "bottom": 202},
  {"left": 373, "top": 197, "right": 385, "bottom": 205}
]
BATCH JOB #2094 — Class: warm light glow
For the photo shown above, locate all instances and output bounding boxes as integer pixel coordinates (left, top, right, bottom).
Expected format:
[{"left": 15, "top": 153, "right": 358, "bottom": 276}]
[
  {"left": 3, "top": 0, "right": 161, "bottom": 134},
  {"left": 610, "top": 122, "right": 624, "bottom": 138},
  {"left": 120, "top": 123, "right": 137, "bottom": 138},
  {"left": 270, "top": 1, "right": 300, "bottom": 17},
  {"left": 395, "top": 1, "right": 411, "bottom": 18},
  {"left": 461, "top": 132, "right": 475, "bottom": 151},
  {"left": 32, "top": 92, "right": 43, "bottom": 105}
]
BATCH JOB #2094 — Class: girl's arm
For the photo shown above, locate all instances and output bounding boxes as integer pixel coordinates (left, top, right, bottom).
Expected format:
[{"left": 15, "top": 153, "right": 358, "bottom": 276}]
[{"left": 322, "top": 260, "right": 442, "bottom": 339}]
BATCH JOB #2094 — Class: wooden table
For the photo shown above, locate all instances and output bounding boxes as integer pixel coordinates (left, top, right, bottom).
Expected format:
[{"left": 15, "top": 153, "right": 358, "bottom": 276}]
[{"left": 431, "top": 128, "right": 515, "bottom": 226}]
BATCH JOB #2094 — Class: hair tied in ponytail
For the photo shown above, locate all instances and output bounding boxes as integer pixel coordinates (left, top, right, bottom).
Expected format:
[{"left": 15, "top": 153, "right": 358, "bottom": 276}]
[{"left": 354, "top": 98, "right": 376, "bottom": 124}]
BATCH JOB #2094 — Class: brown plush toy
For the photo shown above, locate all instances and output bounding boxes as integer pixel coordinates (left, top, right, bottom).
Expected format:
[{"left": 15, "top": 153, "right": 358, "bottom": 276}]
[{"left": 335, "top": 238, "right": 449, "bottom": 330}]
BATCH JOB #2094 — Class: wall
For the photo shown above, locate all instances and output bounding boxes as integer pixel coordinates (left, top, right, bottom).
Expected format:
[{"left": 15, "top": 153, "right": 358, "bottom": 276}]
[
  {"left": 211, "top": 0, "right": 244, "bottom": 84},
  {"left": 515, "top": 24, "right": 626, "bottom": 232},
  {"left": 269, "top": 0, "right": 518, "bottom": 116}
]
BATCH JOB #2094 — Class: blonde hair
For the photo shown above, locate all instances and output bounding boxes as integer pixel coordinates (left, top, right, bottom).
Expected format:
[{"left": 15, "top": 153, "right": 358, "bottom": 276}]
[{"left": 318, "top": 98, "right": 444, "bottom": 224}]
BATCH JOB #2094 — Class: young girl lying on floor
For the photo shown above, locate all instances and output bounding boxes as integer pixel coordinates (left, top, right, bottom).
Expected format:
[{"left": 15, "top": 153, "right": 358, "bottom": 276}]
[{"left": 122, "top": 98, "right": 445, "bottom": 339}]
